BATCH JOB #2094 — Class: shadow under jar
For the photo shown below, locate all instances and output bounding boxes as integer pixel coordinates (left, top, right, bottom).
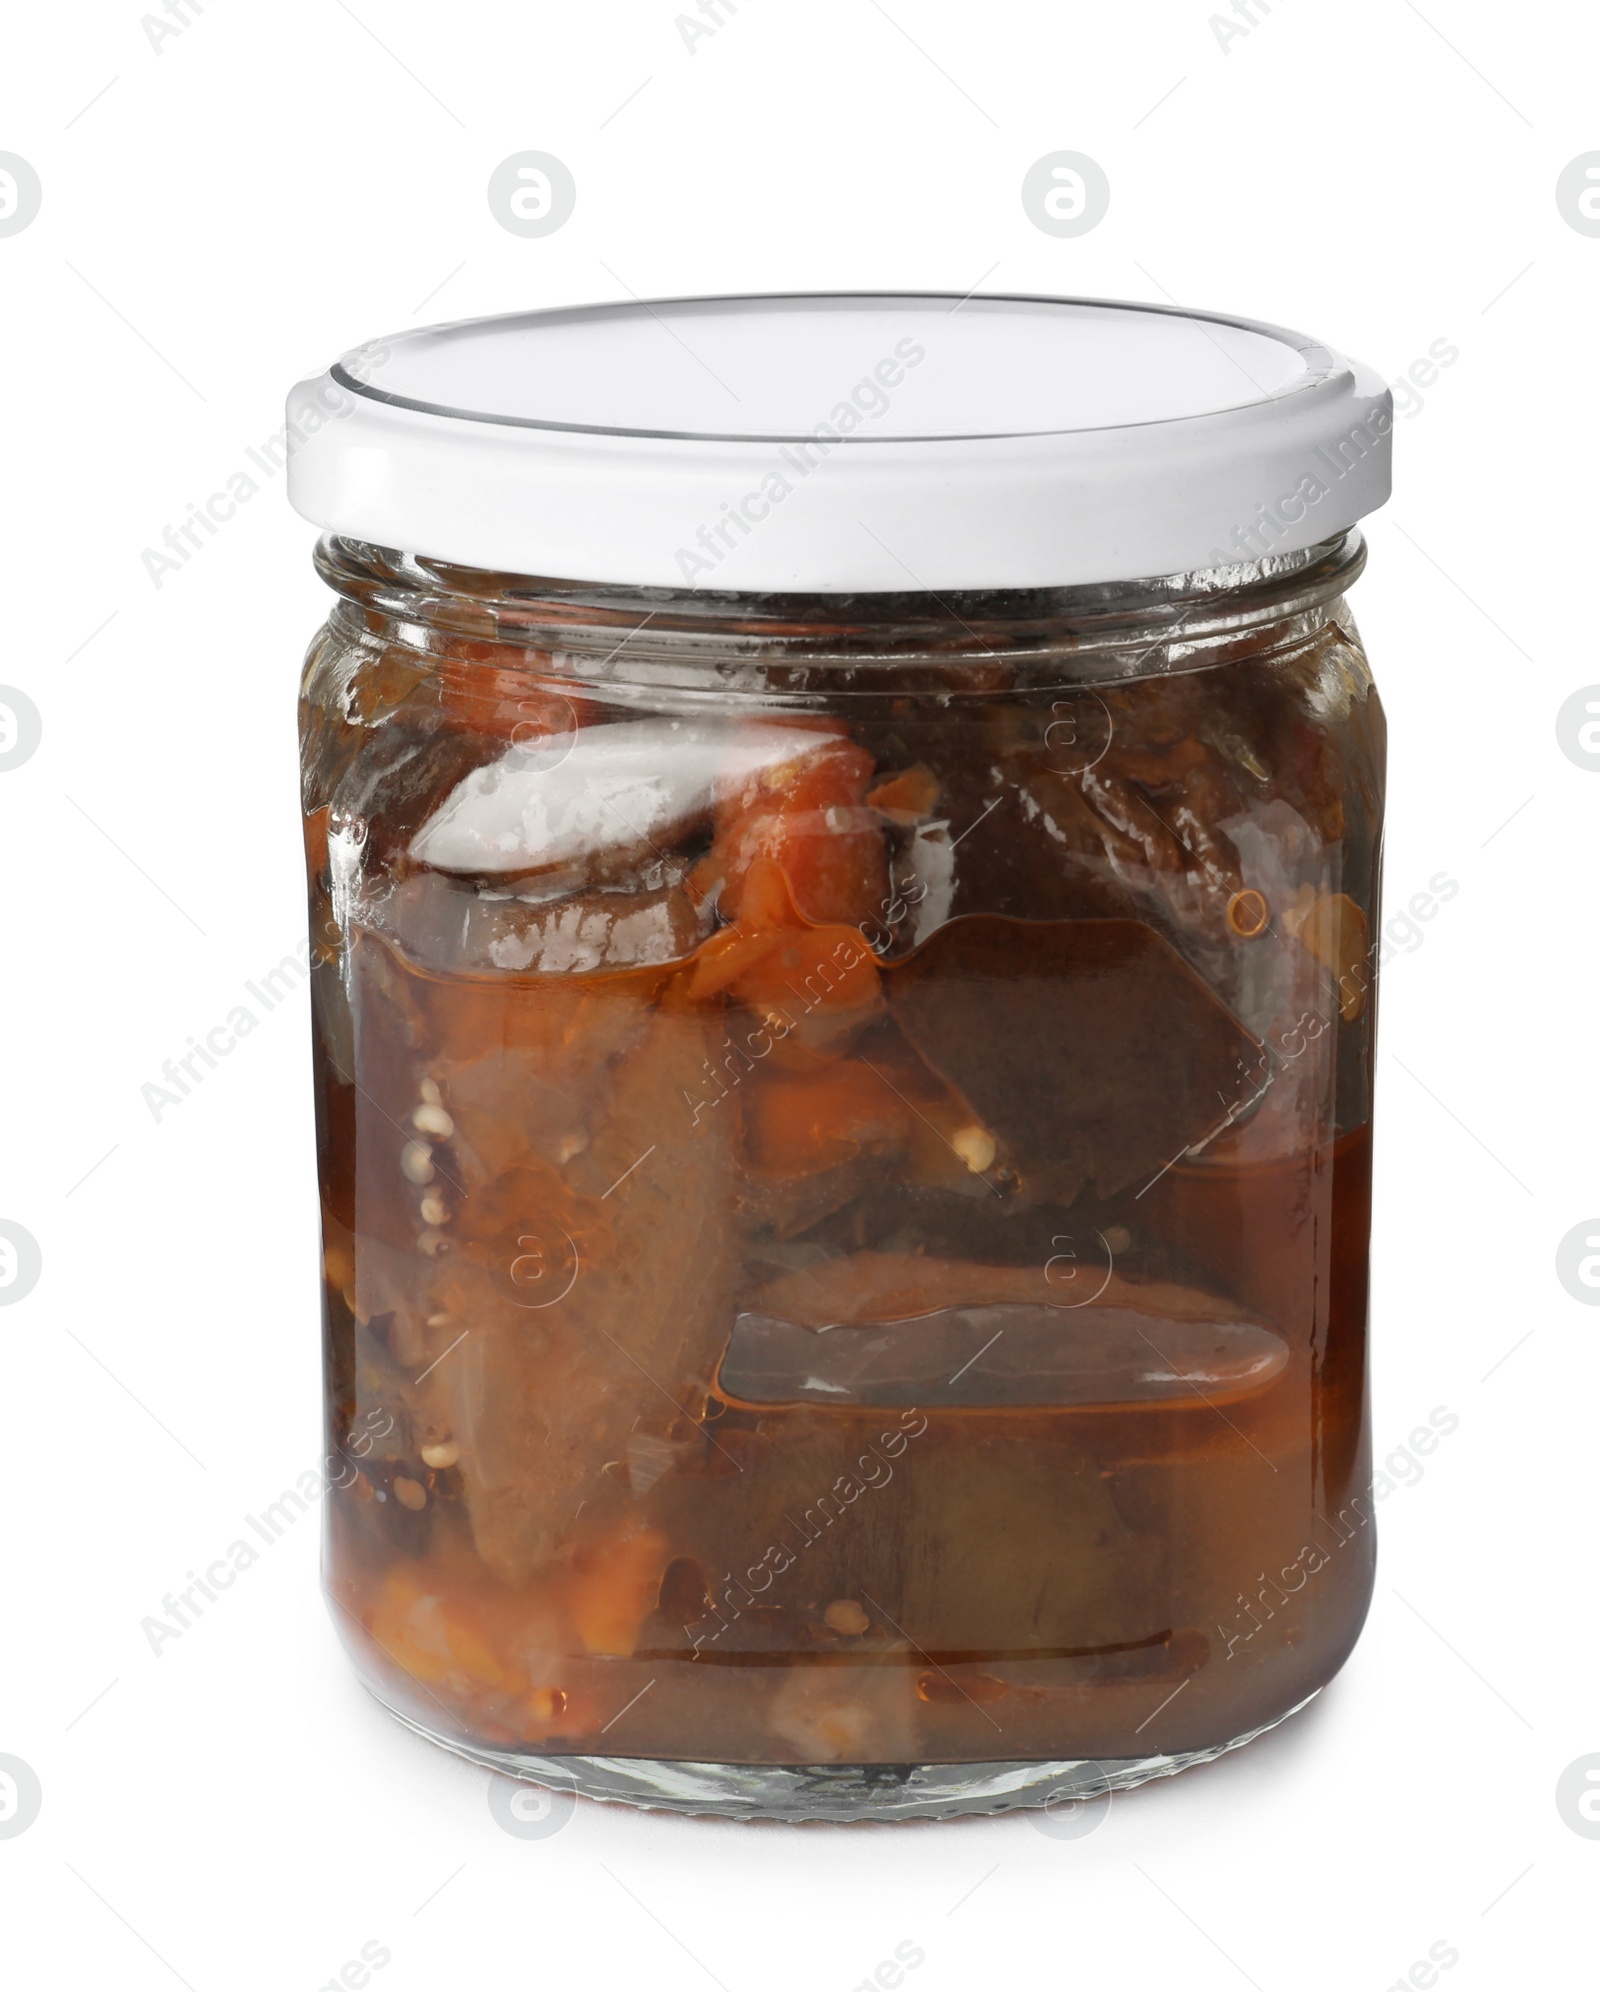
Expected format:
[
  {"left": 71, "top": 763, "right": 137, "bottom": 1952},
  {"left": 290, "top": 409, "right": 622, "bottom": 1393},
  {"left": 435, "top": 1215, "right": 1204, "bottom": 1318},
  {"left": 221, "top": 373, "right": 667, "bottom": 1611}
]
[{"left": 289, "top": 295, "right": 1392, "bottom": 1820}]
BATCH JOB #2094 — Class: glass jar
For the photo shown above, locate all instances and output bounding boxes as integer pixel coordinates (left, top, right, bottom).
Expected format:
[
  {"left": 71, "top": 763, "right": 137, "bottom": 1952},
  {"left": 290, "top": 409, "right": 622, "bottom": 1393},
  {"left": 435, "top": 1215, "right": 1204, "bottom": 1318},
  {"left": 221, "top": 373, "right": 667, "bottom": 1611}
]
[{"left": 290, "top": 296, "right": 1391, "bottom": 1819}]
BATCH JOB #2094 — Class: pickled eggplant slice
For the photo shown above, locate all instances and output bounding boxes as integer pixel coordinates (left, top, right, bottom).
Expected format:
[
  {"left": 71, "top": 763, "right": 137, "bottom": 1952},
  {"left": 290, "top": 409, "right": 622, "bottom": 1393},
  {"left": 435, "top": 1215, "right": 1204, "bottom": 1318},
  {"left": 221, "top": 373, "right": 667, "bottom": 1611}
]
[
  {"left": 348, "top": 937, "right": 743, "bottom": 1583},
  {"left": 725, "top": 1247, "right": 1286, "bottom": 1408},
  {"left": 718, "top": 1302, "right": 1289, "bottom": 1409},
  {"left": 752, "top": 1250, "right": 1252, "bottom": 1328},
  {"left": 887, "top": 916, "right": 1268, "bottom": 1200}
]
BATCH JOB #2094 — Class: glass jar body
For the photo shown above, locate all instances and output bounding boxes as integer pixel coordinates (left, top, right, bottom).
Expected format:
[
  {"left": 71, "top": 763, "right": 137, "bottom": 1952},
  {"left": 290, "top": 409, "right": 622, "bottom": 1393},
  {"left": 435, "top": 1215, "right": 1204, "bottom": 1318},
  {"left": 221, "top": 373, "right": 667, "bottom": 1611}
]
[{"left": 300, "top": 535, "right": 1384, "bottom": 1819}]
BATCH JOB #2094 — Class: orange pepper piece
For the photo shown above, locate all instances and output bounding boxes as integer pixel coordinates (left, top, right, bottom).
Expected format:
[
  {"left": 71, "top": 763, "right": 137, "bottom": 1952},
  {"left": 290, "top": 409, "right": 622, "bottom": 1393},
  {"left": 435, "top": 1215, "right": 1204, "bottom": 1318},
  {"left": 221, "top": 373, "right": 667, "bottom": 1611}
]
[
  {"left": 741, "top": 1061, "right": 912, "bottom": 1177},
  {"left": 864, "top": 764, "right": 940, "bottom": 824},
  {"left": 1284, "top": 891, "right": 1370, "bottom": 1021},
  {"left": 693, "top": 732, "right": 889, "bottom": 929},
  {"left": 369, "top": 1568, "right": 520, "bottom": 1692},
  {"left": 564, "top": 1526, "right": 670, "bottom": 1657},
  {"left": 686, "top": 857, "right": 883, "bottom": 1057}
]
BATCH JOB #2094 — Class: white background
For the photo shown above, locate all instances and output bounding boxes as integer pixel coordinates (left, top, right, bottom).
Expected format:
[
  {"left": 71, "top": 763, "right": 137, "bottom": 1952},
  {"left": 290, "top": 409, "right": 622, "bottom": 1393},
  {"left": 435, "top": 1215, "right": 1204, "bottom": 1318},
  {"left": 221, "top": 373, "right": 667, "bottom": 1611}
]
[{"left": 2, "top": 1, "right": 1596, "bottom": 1986}]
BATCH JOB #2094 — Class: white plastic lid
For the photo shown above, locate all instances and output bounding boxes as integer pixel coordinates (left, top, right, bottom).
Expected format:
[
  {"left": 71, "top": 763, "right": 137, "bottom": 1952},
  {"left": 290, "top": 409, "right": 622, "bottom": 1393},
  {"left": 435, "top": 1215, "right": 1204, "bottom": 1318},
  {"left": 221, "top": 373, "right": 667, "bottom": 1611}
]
[{"left": 286, "top": 293, "right": 1392, "bottom": 592}]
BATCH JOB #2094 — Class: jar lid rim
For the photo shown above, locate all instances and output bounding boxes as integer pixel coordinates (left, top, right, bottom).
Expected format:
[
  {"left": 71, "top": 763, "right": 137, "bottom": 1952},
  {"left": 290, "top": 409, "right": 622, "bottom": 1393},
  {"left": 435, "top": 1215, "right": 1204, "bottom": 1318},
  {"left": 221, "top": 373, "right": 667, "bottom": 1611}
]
[
  {"left": 325, "top": 291, "right": 1342, "bottom": 445},
  {"left": 286, "top": 291, "right": 1392, "bottom": 591}
]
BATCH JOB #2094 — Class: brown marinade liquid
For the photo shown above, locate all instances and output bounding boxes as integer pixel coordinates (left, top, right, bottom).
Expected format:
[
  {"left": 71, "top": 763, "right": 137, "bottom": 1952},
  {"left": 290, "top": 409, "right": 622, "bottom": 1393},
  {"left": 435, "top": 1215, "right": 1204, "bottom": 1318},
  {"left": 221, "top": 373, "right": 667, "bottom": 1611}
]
[{"left": 309, "top": 621, "right": 1381, "bottom": 1766}]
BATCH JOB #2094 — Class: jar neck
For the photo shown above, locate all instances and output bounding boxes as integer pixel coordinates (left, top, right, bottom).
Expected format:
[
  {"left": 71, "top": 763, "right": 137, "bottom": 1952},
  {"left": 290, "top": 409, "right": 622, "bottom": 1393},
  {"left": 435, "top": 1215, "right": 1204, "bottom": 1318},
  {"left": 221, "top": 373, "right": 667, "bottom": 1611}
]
[{"left": 317, "top": 530, "right": 1366, "bottom": 696}]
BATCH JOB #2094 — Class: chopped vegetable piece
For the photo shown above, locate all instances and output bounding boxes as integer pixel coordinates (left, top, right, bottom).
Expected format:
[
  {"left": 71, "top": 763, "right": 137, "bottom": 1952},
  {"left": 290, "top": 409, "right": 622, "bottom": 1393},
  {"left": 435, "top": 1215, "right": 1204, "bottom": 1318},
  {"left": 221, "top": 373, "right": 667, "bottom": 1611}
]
[
  {"left": 1283, "top": 890, "right": 1370, "bottom": 1020},
  {"left": 692, "top": 728, "right": 890, "bottom": 928},
  {"left": 864, "top": 764, "right": 941, "bottom": 824},
  {"left": 752, "top": 1250, "right": 1250, "bottom": 1328},
  {"left": 686, "top": 857, "right": 884, "bottom": 1058},
  {"left": 888, "top": 916, "right": 1267, "bottom": 1199}
]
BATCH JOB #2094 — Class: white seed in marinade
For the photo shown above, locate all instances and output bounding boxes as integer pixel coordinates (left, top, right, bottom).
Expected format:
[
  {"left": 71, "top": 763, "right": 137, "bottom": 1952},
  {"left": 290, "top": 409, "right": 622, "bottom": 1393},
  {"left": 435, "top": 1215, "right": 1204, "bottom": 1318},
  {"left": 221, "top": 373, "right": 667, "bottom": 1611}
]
[
  {"left": 400, "top": 1140, "right": 434, "bottom": 1184},
  {"left": 393, "top": 1476, "right": 427, "bottom": 1511},
  {"left": 412, "top": 1103, "right": 455, "bottom": 1139},
  {"left": 420, "top": 1440, "right": 459, "bottom": 1470},
  {"left": 951, "top": 1125, "right": 997, "bottom": 1174},
  {"left": 419, "top": 1076, "right": 443, "bottom": 1107},
  {"left": 418, "top": 1193, "right": 449, "bottom": 1227},
  {"left": 425, "top": 1312, "right": 451, "bottom": 1328},
  {"left": 824, "top": 1599, "right": 870, "bottom": 1636},
  {"left": 417, "top": 1229, "right": 448, "bottom": 1257}
]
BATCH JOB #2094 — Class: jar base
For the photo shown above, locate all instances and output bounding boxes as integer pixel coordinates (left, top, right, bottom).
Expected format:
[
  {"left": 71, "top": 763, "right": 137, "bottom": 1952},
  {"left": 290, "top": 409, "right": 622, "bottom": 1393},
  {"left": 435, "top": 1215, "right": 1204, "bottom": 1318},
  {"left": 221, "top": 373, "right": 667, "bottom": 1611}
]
[{"left": 365, "top": 1682, "right": 1320, "bottom": 1821}]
